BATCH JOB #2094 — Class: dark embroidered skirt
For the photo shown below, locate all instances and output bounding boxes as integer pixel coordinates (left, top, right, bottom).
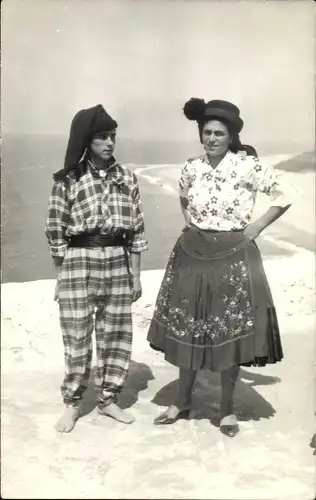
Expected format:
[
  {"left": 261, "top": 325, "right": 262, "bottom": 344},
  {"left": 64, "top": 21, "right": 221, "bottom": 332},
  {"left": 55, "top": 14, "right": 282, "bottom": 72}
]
[{"left": 147, "top": 226, "right": 283, "bottom": 372}]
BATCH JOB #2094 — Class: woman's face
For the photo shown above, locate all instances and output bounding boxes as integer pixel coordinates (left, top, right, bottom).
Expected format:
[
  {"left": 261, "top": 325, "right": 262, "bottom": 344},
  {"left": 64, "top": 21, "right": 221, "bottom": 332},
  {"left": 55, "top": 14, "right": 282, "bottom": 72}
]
[
  {"left": 201, "top": 120, "right": 231, "bottom": 157},
  {"left": 90, "top": 129, "right": 117, "bottom": 161}
]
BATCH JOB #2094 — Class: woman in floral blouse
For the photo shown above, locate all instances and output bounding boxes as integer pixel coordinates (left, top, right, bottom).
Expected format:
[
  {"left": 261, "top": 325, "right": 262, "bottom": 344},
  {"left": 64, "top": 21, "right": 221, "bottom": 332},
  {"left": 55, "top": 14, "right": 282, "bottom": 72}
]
[{"left": 147, "top": 98, "right": 295, "bottom": 437}]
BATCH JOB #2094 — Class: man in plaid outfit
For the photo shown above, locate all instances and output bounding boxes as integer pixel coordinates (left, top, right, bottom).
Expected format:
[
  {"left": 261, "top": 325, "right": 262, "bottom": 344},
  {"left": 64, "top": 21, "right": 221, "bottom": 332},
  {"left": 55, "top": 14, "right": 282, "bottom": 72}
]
[{"left": 45, "top": 104, "right": 148, "bottom": 432}]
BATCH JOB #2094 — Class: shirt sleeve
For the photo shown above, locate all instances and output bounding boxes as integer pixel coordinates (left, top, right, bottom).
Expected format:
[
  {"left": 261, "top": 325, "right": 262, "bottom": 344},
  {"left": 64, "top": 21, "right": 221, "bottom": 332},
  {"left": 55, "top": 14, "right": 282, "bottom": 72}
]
[
  {"left": 179, "top": 161, "right": 193, "bottom": 193},
  {"left": 45, "top": 181, "right": 70, "bottom": 258},
  {"left": 129, "top": 174, "right": 148, "bottom": 253},
  {"left": 252, "top": 157, "right": 298, "bottom": 207}
]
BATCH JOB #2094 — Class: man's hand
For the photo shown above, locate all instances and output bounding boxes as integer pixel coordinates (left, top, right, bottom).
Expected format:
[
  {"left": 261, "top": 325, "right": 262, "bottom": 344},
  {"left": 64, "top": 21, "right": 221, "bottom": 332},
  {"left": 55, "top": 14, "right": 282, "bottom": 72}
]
[
  {"left": 53, "top": 256, "right": 64, "bottom": 269},
  {"left": 54, "top": 277, "right": 60, "bottom": 302},
  {"left": 53, "top": 257, "right": 63, "bottom": 302},
  {"left": 132, "top": 275, "right": 142, "bottom": 303},
  {"left": 54, "top": 267, "right": 62, "bottom": 302},
  {"left": 244, "top": 223, "right": 262, "bottom": 241},
  {"left": 130, "top": 252, "right": 142, "bottom": 302}
]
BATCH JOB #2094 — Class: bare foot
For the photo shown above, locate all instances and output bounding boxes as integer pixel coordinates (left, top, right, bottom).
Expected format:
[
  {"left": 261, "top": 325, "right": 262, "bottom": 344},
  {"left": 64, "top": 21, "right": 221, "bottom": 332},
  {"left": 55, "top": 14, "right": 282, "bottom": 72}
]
[
  {"left": 55, "top": 406, "right": 80, "bottom": 433},
  {"left": 98, "top": 403, "right": 135, "bottom": 424},
  {"left": 220, "top": 414, "right": 238, "bottom": 427}
]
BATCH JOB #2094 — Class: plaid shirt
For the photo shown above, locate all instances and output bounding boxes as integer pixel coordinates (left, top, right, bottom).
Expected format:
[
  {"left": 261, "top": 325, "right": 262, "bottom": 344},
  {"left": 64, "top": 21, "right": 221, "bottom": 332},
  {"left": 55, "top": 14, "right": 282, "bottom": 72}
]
[{"left": 45, "top": 159, "right": 148, "bottom": 258}]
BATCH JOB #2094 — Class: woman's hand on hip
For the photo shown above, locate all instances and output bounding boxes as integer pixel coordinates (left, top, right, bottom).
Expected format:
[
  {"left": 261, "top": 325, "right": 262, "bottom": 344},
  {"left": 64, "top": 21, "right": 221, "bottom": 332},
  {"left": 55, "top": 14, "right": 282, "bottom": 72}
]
[
  {"left": 244, "top": 223, "right": 262, "bottom": 241},
  {"left": 182, "top": 220, "right": 192, "bottom": 232}
]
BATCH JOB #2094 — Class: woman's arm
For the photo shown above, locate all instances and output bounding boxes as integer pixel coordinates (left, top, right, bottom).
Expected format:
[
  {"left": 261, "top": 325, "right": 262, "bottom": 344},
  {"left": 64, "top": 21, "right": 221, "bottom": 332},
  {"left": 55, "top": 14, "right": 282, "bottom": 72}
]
[
  {"left": 244, "top": 205, "right": 290, "bottom": 240},
  {"left": 179, "top": 161, "right": 193, "bottom": 227},
  {"left": 245, "top": 158, "right": 297, "bottom": 240},
  {"left": 180, "top": 193, "right": 191, "bottom": 226}
]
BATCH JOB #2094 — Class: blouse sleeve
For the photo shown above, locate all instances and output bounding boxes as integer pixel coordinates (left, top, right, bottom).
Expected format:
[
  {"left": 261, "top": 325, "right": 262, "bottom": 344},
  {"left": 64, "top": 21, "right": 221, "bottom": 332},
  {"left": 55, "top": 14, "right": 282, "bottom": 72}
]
[
  {"left": 179, "top": 161, "right": 193, "bottom": 193},
  {"left": 251, "top": 157, "right": 298, "bottom": 207}
]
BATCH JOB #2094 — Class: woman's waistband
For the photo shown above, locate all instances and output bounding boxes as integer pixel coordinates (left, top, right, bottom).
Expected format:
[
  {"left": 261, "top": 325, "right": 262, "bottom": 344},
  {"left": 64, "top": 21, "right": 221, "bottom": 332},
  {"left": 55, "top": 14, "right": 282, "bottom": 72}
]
[
  {"left": 187, "top": 222, "right": 244, "bottom": 234},
  {"left": 180, "top": 224, "right": 251, "bottom": 261}
]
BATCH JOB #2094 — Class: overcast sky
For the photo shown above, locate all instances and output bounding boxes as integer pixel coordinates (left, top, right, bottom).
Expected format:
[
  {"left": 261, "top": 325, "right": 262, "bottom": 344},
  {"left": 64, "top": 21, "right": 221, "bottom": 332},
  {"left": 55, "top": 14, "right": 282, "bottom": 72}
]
[{"left": 1, "top": 0, "right": 315, "bottom": 148}]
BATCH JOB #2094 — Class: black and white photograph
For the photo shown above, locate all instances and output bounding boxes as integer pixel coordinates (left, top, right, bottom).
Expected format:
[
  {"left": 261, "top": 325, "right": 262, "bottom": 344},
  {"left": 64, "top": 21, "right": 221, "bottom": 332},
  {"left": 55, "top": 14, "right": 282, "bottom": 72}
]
[{"left": 1, "top": 0, "right": 315, "bottom": 498}]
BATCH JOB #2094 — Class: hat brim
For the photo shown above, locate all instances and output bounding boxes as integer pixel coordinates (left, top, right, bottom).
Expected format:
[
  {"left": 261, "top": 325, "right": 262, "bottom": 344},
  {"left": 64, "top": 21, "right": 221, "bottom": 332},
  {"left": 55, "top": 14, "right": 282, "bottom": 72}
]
[{"left": 204, "top": 107, "right": 243, "bottom": 132}]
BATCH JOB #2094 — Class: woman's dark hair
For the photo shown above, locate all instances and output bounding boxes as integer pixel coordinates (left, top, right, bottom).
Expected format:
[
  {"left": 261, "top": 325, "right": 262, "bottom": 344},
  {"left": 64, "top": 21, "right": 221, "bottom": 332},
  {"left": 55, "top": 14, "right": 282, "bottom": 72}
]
[
  {"left": 198, "top": 119, "right": 258, "bottom": 157},
  {"left": 183, "top": 98, "right": 257, "bottom": 157},
  {"left": 239, "top": 144, "right": 258, "bottom": 158},
  {"left": 197, "top": 117, "right": 242, "bottom": 152}
]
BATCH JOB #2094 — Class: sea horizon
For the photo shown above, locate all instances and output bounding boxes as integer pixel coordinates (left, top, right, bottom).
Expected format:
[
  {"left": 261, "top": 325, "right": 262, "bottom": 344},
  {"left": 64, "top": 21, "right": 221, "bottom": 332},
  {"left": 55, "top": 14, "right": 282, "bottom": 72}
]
[{"left": 1, "top": 133, "right": 314, "bottom": 171}]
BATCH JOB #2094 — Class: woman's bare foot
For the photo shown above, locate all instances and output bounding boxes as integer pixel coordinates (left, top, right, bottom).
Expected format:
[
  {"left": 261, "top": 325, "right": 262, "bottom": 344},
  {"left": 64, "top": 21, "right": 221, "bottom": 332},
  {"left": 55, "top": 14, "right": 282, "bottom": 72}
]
[
  {"left": 55, "top": 406, "right": 80, "bottom": 433},
  {"left": 97, "top": 402, "right": 135, "bottom": 424}
]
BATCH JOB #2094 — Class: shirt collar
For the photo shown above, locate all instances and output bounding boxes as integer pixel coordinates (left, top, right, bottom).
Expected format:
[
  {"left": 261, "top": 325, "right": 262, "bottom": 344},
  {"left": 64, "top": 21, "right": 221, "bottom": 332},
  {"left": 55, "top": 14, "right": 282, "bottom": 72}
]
[
  {"left": 87, "top": 157, "right": 125, "bottom": 184},
  {"left": 202, "top": 150, "right": 234, "bottom": 171}
]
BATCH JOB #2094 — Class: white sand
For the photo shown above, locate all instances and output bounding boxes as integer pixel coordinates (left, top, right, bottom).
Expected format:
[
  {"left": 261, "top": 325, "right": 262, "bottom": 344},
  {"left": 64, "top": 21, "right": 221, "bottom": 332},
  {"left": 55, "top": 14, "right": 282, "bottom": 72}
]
[
  {"left": 3, "top": 154, "right": 315, "bottom": 498},
  {"left": 1, "top": 248, "right": 315, "bottom": 499}
]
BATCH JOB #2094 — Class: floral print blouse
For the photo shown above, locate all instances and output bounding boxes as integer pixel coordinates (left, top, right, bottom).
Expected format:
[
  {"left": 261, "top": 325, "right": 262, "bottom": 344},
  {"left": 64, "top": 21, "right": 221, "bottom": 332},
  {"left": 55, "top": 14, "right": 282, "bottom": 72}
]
[{"left": 179, "top": 151, "right": 296, "bottom": 231}]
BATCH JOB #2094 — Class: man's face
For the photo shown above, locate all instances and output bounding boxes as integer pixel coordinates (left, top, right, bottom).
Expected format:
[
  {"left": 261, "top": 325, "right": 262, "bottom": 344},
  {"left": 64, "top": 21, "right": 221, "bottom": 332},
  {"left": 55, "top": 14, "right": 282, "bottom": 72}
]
[{"left": 90, "top": 129, "right": 117, "bottom": 161}]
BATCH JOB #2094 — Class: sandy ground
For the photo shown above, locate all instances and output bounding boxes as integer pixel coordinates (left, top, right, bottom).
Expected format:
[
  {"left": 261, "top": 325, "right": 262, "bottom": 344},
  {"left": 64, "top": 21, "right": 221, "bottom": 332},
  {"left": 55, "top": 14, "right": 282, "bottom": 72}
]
[
  {"left": 1, "top": 247, "right": 315, "bottom": 499},
  {"left": 2, "top": 154, "right": 315, "bottom": 498}
]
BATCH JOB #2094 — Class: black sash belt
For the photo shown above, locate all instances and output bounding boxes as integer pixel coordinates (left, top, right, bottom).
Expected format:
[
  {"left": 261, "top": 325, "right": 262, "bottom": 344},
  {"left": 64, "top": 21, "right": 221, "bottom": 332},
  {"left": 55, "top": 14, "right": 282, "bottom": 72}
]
[{"left": 68, "top": 233, "right": 127, "bottom": 248}]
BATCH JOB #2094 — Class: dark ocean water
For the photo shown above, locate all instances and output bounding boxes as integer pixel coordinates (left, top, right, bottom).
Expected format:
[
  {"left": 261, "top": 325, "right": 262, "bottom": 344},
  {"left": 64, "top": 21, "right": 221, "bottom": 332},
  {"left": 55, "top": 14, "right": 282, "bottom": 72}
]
[
  {"left": 1, "top": 134, "right": 314, "bottom": 283},
  {"left": 2, "top": 134, "right": 312, "bottom": 170}
]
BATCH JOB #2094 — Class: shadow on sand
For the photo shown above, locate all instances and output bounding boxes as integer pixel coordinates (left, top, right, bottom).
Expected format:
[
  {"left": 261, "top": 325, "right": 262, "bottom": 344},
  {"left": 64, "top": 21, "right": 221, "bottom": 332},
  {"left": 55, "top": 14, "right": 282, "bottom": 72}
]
[
  {"left": 151, "top": 368, "right": 281, "bottom": 427},
  {"left": 80, "top": 359, "right": 154, "bottom": 418}
]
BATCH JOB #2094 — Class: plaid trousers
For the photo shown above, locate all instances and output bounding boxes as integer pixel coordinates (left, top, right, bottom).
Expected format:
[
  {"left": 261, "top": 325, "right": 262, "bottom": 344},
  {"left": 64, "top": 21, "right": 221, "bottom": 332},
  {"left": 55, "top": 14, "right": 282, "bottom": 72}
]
[{"left": 58, "top": 247, "right": 133, "bottom": 408}]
